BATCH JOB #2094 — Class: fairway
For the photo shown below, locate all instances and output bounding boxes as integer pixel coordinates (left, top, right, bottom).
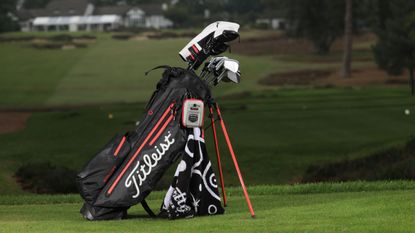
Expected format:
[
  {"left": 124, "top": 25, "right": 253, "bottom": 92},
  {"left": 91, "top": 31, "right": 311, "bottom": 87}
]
[
  {"left": 0, "top": 32, "right": 372, "bottom": 108},
  {"left": 1, "top": 182, "right": 415, "bottom": 233}
]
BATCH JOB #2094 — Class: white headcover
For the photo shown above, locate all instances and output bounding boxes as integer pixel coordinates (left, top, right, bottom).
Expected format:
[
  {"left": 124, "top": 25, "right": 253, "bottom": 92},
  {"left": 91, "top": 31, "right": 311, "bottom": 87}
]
[{"left": 179, "top": 21, "right": 240, "bottom": 61}]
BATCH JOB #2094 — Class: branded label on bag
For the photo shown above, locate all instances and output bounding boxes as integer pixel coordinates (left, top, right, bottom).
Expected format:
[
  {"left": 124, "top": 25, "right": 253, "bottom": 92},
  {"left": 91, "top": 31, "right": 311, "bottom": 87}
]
[{"left": 125, "top": 131, "right": 175, "bottom": 198}]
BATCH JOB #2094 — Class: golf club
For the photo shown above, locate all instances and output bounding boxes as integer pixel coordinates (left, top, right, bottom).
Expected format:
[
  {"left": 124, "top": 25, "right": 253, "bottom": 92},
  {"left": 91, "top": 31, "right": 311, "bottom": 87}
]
[{"left": 200, "top": 56, "right": 241, "bottom": 86}]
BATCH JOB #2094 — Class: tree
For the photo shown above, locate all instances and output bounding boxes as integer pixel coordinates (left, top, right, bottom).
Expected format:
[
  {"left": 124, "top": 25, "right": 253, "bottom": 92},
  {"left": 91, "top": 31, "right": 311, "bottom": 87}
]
[
  {"left": 341, "top": 0, "right": 353, "bottom": 78},
  {"left": 95, "top": 0, "right": 166, "bottom": 6},
  {"left": 372, "top": 1, "right": 415, "bottom": 95},
  {"left": 284, "top": 0, "right": 345, "bottom": 54},
  {"left": 164, "top": 5, "right": 195, "bottom": 28},
  {"left": 22, "top": 0, "right": 50, "bottom": 9},
  {"left": 0, "top": 0, "right": 19, "bottom": 33},
  {"left": 371, "top": 0, "right": 392, "bottom": 30}
]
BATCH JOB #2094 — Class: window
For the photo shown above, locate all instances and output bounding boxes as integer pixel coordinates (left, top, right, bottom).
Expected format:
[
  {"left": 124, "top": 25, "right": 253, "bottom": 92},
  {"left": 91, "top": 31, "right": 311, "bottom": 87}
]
[
  {"left": 78, "top": 24, "right": 87, "bottom": 31},
  {"left": 59, "top": 25, "right": 69, "bottom": 31}
]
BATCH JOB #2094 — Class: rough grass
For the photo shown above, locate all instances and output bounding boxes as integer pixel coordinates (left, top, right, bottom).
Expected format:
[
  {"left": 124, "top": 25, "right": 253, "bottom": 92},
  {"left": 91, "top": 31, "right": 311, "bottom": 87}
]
[
  {"left": 1, "top": 182, "right": 415, "bottom": 233},
  {"left": 302, "top": 137, "right": 415, "bottom": 182}
]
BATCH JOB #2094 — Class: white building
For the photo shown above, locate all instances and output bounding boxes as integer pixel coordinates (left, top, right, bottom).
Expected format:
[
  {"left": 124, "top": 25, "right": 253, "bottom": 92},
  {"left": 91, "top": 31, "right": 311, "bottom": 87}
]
[
  {"left": 16, "top": 0, "right": 173, "bottom": 32},
  {"left": 256, "top": 18, "right": 287, "bottom": 30}
]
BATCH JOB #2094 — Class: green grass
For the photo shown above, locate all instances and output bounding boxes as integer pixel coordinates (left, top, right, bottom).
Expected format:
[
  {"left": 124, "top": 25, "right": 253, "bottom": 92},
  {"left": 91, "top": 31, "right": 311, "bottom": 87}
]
[
  {"left": 0, "top": 32, "right": 372, "bottom": 108},
  {"left": 0, "top": 87, "right": 414, "bottom": 193},
  {"left": 0, "top": 41, "right": 87, "bottom": 107},
  {"left": 2, "top": 180, "right": 415, "bottom": 205},
  {"left": 1, "top": 182, "right": 415, "bottom": 232},
  {"left": 1, "top": 32, "right": 414, "bottom": 193},
  {"left": 0, "top": 31, "right": 414, "bottom": 232}
]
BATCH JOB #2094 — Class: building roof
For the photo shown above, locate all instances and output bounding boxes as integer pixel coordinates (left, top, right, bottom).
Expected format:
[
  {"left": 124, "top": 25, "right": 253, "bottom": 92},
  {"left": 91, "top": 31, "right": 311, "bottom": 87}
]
[
  {"left": 94, "top": 4, "right": 163, "bottom": 16},
  {"left": 93, "top": 6, "right": 131, "bottom": 16},
  {"left": 138, "top": 4, "right": 164, "bottom": 15},
  {"left": 45, "top": 0, "right": 92, "bottom": 16},
  {"left": 17, "top": 0, "right": 92, "bottom": 20},
  {"left": 32, "top": 15, "right": 122, "bottom": 26},
  {"left": 16, "top": 0, "right": 165, "bottom": 21},
  {"left": 15, "top": 9, "right": 34, "bottom": 21}
]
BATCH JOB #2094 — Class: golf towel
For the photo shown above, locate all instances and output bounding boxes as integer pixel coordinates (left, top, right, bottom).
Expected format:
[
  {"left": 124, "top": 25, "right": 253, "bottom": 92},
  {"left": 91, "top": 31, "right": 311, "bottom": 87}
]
[{"left": 160, "top": 127, "right": 224, "bottom": 219}]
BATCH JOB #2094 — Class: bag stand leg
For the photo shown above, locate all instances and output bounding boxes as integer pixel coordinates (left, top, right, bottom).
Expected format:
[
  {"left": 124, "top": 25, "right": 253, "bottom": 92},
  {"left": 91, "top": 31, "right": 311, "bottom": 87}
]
[
  {"left": 209, "top": 106, "right": 227, "bottom": 207},
  {"left": 215, "top": 103, "right": 256, "bottom": 218}
]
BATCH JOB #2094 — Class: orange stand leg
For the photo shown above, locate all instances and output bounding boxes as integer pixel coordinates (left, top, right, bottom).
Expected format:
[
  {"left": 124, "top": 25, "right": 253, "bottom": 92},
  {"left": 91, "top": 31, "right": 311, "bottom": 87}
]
[
  {"left": 215, "top": 104, "right": 255, "bottom": 218},
  {"left": 209, "top": 106, "right": 227, "bottom": 207}
]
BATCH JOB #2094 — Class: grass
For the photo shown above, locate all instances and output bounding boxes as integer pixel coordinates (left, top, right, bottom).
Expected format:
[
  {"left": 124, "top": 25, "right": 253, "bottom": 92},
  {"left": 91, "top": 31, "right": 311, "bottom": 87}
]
[
  {"left": 0, "top": 87, "right": 414, "bottom": 193},
  {"left": 0, "top": 32, "right": 414, "bottom": 192},
  {"left": 0, "top": 32, "right": 373, "bottom": 108},
  {"left": 2, "top": 180, "right": 415, "bottom": 205},
  {"left": 1, "top": 182, "right": 415, "bottom": 232},
  {"left": 0, "top": 30, "right": 414, "bottom": 232},
  {"left": 0, "top": 40, "right": 87, "bottom": 107}
]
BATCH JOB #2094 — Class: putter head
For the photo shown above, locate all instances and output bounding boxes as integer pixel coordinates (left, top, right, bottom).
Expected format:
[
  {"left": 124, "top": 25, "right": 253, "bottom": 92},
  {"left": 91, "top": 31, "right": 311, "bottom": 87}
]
[{"left": 179, "top": 21, "right": 240, "bottom": 70}]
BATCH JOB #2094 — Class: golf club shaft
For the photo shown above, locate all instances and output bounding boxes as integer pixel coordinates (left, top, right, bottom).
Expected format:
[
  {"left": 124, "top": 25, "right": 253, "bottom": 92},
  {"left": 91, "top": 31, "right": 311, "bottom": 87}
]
[
  {"left": 215, "top": 70, "right": 227, "bottom": 85},
  {"left": 206, "top": 73, "right": 216, "bottom": 85},
  {"left": 200, "top": 68, "right": 209, "bottom": 79}
]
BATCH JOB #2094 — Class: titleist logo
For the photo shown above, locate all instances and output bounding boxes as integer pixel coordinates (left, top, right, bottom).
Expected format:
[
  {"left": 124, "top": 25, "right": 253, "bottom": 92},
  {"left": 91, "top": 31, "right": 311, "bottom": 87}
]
[{"left": 125, "top": 131, "right": 175, "bottom": 198}]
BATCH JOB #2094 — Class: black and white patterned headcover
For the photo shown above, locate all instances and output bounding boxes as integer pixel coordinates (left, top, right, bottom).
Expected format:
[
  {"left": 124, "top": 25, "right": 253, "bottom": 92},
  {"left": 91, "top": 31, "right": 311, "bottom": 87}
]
[{"left": 160, "top": 127, "right": 224, "bottom": 219}]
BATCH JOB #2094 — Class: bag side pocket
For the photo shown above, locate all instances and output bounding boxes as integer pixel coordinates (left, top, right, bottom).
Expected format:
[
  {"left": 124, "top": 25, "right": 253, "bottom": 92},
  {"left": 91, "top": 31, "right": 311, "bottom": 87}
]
[{"left": 77, "top": 133, "right": 132, "bottom": 204}]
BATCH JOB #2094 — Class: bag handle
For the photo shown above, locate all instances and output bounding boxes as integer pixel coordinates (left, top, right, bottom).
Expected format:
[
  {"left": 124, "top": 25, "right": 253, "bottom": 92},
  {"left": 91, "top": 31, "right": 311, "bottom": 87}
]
[{"left": 144, "top": 65, "right": 171, "bottom": 76}]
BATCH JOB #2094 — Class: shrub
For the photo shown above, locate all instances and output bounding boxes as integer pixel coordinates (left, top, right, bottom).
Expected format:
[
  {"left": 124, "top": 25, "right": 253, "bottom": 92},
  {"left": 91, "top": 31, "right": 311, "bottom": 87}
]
[
  {"left": 111, "top": 33, "right": 135, "bottom": 40},
  {"left": 15, "top": 162, "right": 78, "bottom": 194},
  {"left": 302, "top": 137, "right": 415, "bottom": 182}
]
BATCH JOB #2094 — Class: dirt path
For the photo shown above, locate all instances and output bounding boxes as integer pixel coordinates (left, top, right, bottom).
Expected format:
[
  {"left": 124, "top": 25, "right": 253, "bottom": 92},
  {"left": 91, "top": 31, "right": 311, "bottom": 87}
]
[{"left": 0, "top": 112, "right": 32, "bottom": 134}]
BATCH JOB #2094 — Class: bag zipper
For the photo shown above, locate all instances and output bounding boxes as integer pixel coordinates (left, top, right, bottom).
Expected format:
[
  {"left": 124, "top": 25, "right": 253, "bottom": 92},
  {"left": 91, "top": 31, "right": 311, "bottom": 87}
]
[
  {"left": 149, "top": 113, "right": 174, "bottom": 146},
  {"left": 113, "top": 136, "right": 126, "bottom": 157},
  {"left": 134, "top": 89, "right": 173, "bottom": 147}
]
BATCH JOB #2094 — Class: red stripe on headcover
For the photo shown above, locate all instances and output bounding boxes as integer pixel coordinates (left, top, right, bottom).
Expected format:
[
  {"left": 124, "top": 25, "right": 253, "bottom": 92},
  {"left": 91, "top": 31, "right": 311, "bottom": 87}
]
[{"left": 191, "top": 44, "right": 199, "bottom": 53}]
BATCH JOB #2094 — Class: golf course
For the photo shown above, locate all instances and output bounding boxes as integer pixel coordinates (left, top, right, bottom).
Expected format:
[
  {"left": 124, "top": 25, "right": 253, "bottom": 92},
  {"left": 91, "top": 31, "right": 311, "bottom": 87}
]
[{"left": 1, "top": 30, "right": 415, "bottom": 232}]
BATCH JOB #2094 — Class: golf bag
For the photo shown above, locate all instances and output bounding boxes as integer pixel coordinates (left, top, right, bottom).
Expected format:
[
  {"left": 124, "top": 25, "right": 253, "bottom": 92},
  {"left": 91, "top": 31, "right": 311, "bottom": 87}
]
[
  {"left": 76, "top": 66, "right": 224, "bottom": 220},
  {"left": 77, "top": 21, "right": 256, "bottom": 220}
]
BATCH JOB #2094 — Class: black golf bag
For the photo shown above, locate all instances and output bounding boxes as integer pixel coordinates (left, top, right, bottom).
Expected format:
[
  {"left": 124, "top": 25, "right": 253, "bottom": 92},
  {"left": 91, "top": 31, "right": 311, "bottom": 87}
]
[{"left": 76, "top": 66, "right": 224, "bottom": 220}]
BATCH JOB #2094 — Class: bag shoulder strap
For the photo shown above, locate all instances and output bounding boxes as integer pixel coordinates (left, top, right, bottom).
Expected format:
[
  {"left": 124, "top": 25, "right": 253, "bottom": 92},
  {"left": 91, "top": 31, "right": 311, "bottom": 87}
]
[{"left": 141, "top": 199, "right": 157, "bottom": 218}]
